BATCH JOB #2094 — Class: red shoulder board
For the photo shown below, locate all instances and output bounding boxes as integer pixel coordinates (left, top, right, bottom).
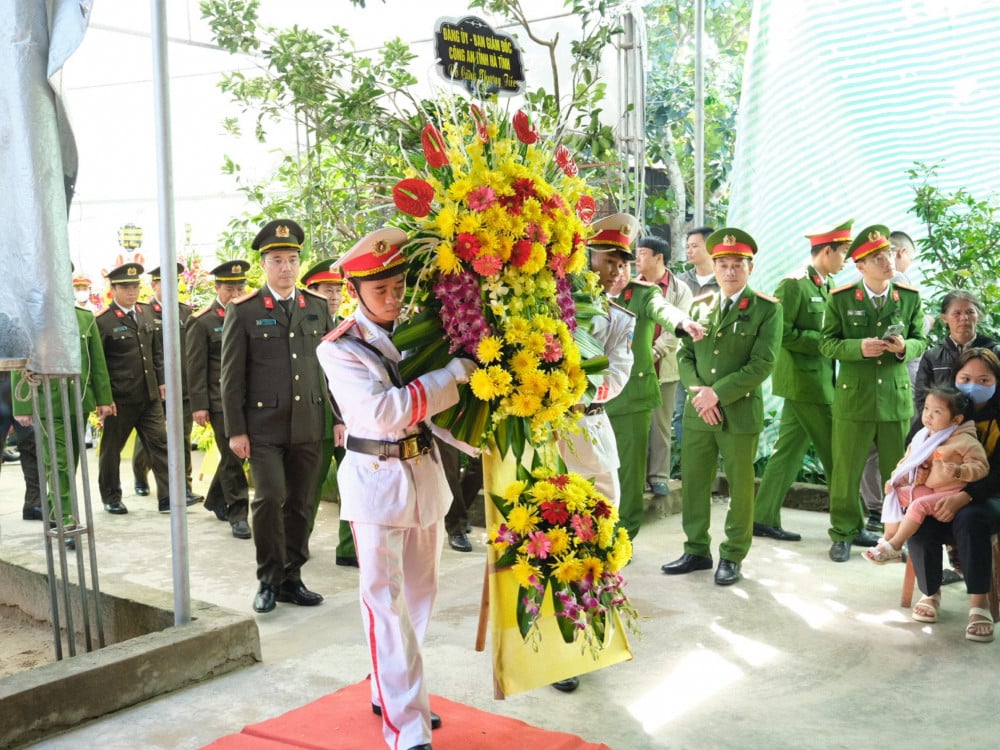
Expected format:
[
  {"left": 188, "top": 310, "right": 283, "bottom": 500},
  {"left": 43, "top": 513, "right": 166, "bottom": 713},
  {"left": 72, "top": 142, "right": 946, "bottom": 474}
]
[{"left": 323, "top": 317, "right": 358, "bottom": 343}]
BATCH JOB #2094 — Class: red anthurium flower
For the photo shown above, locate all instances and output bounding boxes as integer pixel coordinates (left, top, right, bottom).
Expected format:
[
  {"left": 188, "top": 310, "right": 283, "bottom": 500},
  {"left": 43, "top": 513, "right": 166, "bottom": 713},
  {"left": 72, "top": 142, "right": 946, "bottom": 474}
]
[
  {"left": 576, "top": 195, "right": 596, "bottom": 224},
  {"left": 392, "top": 178, "right": 435, "bottom": 218},
  {"left": 470, "top": 103, "right": 489, "bottom": 143},
  {"left": 421, "top": 123, "right": 448, "bottom": 168},
  {"left": 512, "top": 110, "right": 539, "bottom": 144},
  {"left": 554, "top": 145, "right": 579, "bottom": 176}
]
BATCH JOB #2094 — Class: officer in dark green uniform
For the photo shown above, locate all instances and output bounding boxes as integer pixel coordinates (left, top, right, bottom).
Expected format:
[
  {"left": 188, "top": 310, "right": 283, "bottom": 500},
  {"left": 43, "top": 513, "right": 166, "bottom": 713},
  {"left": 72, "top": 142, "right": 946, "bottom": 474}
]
[
  {"left": 300, "top": 257, "right": 357, "bottom": 565},
  {"left": 13, "top": 280, "right": 114, "bottom": 529},
  {"left": 132, "top": 263, "right": 202, "bottom": 505},
  {"left": 752, "top": 220, "right": 852, "bottom": 542},
  {"left": 187, "top": 260, "right": 252, "bottom": 538},
  {"left": 661, "top": 228, "right": 781, "bottom": 586},
  {"left": 95, "top": 262, "right": 172, "bottom": 514},
  {"left": 600, "top": 213, "right": 705, "bottom": 542},
  {"left": 820, "top": 225, "right": 927, "bottom": 562},
  {"left": 221, "top": 220, "right": 333, "bottom": 613}
]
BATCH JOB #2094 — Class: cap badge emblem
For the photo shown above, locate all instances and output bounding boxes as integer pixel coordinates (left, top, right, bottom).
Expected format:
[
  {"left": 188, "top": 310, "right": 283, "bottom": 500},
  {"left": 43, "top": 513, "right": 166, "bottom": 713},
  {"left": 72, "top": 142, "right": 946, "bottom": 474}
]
[
  {"left": 723, "top": 234, "right": 736, "bottom": 246},
  {"left": 276, "top": 224, "right": 290, "bottom": 238}
]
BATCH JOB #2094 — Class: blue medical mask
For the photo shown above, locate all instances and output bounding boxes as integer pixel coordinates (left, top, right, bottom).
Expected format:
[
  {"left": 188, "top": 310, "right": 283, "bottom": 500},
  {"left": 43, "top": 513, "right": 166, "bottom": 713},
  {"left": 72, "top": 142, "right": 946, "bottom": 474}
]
[{"left": 956, "top": 381, "right": 996, "bottom": 404}]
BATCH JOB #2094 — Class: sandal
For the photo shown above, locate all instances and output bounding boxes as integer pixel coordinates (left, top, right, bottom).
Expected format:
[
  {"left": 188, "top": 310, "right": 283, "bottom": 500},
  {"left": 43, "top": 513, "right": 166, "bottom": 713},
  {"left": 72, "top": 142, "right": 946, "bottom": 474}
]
[
  {"left": 912, "top": 593, "right": 941, "bottom": 623},
  {"left": 863, "top": 539, "right": 902, "bottom": 565},
  {"left": 966, "top": 607, "right": 995, "bottom": 643}
]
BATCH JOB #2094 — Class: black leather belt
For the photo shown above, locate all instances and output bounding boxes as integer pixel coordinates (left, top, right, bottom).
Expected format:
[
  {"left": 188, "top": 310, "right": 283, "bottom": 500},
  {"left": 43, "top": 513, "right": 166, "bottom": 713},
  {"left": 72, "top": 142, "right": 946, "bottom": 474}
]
[
  {"left": 572, "top": 403, "right": 605, "bottom": 416},
  {"left": 347, "top": 432, "right": 432, "bottom": 460}
]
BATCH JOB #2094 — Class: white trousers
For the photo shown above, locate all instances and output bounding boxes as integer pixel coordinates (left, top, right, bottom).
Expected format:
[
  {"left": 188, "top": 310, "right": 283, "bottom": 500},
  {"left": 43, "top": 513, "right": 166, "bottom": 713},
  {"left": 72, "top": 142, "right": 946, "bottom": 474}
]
[
  {"left": 559, "top": 411, "right": 620, "bottom": 506},
  {"left": 352, "top": 519, "right": 443, "bottom": 750}
]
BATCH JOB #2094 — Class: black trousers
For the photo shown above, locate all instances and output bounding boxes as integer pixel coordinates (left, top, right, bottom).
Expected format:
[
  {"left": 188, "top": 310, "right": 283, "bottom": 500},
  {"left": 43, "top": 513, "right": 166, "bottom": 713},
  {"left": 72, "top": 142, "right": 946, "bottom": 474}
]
[
  {"left": 248, "top": 439, "right": 323, "bottom": 586},
  {"left": 908, "top": 497, "right": 1000, "bottom": 596},
  {"left": 133, "top": 398, "right": 193, "bottom": 492},
  {"left": 204, "top": 410, "right": 249, "bottom": 522},
  {"left": 99, "top": 398, "right": 169, "bottom": 503}
]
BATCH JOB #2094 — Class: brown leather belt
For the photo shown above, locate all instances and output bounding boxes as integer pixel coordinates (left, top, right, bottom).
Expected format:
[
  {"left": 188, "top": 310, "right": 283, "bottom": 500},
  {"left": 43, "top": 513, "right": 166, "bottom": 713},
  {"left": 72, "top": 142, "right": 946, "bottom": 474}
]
[{"left": 346, "top": 432, "right": 432, "bottom": 460}]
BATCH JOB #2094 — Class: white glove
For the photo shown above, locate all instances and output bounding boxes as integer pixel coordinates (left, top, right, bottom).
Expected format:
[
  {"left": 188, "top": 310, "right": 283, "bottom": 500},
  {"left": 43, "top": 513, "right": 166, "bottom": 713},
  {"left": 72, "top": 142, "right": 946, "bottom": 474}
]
[{"left": 444, "top": 357, "right": 477, "bottom": 384}]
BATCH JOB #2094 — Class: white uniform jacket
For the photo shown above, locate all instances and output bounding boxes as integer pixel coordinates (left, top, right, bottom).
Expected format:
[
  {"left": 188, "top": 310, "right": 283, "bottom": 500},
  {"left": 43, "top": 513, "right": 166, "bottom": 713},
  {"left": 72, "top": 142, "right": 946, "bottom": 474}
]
[{"left": 316, "top": 309, "right": 461, "bottom": 528}]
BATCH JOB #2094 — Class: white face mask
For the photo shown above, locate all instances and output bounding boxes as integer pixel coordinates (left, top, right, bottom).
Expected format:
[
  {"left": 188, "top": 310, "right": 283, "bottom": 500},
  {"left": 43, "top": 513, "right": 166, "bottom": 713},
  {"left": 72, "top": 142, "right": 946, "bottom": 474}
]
[{"left": 74, "top": 289, "right": 91, "bottom": 304}]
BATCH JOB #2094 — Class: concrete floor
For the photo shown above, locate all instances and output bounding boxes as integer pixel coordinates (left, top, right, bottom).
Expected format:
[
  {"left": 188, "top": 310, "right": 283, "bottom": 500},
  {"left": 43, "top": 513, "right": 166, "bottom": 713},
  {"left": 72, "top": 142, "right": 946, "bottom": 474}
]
[{"left": 0, "top": 452, "right": 996, "bottom": 750}]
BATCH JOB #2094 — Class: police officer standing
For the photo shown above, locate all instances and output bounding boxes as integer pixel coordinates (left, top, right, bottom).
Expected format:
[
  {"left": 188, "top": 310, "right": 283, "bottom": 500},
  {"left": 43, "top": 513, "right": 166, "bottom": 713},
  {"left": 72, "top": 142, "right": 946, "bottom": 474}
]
[
  {"left": 95, "top": 262, "right": 173, "bottom": 514},
  {"left": 187, "top": 260, "right": 252, "bottom": 538},
  {"left": 221, "top": 220, "right": 332, "bottom": 613},
  {"left": 819, "top": 225, "right": 927, "bottom": 562},
  {"left": 132, "top": 263, "right": 203, "bottom": 505},
  {"left": 661, "top": 229, "right": 781, "bottom": 586}
]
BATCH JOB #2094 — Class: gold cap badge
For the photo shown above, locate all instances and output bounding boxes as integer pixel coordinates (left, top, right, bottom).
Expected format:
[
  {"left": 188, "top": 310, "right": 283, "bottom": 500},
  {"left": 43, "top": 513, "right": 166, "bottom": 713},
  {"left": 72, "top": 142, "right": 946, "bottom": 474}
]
[{"left": 276, "top": 224, "right": 290, "bottom": 239}]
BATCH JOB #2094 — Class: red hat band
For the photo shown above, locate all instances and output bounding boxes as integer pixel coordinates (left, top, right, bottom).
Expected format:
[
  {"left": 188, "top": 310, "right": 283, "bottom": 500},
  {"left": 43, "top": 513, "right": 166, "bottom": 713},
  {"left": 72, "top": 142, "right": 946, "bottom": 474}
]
[{"left": 808, "top": 229, "right": 852, "bottom": 247}]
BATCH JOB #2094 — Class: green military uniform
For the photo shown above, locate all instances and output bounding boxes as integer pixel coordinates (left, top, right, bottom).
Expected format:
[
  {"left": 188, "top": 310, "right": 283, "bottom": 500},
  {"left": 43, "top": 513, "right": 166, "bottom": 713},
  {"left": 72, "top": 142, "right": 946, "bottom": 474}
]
[
  {"left": 819, "top": 278, "right": 926, "bottom": 544},
  {"left": 13, "top": 306, "right": 113, "bottom": 521},
  {"left": 188, "top": 291, "right": 251, "bottom": 527},
  {"left": 753, "top": 263, "right": 837, "bottom": 528},
  {"left": 675, "top": 229, "right": 781, "bottom": 570},
  {"left": 606, "top": 280, "right": 689, "bottom": 539},
  {"left": 679, "top": 286, "right": 781, "bottom": 562},
  {"left": 95, "top": 263, "right": 172, "bottom": 510},
  {"left": 132, "top": 270, "right": 196, "bottom": 497},
  {"left": 221, "top": 221, "right": 333, "bottom": 590}
]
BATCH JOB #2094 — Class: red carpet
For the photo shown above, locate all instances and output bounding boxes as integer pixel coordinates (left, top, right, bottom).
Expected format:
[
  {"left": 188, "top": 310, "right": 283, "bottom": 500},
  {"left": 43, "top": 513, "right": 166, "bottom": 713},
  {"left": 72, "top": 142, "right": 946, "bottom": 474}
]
[{"left": 202, "top": 679, "right": 611, "bottom": 750}]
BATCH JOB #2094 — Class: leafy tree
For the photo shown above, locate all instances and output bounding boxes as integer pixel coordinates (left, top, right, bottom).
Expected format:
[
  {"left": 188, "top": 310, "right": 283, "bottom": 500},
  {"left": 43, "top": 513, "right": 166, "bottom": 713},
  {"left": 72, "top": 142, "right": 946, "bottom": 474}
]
[
  {"left": 907, "top": 161, "right": 1000, "bottom": 340},
  {"left": 643, "top": 0, "right": 750, "bottom": 252},
  {"left": 201, "top": 0, "right": 625, "bottom": 261}
]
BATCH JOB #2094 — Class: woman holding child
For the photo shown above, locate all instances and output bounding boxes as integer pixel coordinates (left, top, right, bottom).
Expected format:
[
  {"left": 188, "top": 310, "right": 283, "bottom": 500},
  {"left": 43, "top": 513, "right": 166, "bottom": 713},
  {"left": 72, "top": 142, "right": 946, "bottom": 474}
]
[{"left": 907, "top": 347, "right": 1000, "bottom": 643}]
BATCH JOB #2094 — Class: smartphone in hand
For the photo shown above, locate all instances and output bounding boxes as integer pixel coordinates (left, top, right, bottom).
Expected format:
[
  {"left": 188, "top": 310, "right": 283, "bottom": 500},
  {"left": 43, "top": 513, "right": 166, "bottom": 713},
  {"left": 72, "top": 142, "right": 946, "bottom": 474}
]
[{"left": 882, "top": 323, "right": 904, "bottom": 341}]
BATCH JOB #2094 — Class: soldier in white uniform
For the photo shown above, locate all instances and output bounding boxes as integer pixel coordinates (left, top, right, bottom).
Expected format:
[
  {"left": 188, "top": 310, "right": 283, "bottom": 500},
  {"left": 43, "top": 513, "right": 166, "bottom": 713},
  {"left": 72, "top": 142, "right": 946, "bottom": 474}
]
[
  {"left": 316, "top": 227, "right": 476, "bottom": 750},
  {"left": 558, "top": 236, "right": 636, "bottom": 507}
]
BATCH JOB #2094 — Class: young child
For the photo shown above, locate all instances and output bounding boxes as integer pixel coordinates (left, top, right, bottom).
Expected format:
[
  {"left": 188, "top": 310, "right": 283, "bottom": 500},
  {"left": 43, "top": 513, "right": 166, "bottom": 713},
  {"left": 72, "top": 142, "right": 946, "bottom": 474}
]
[{"left": 865, "top": 386, "right": 989, "bottom": 564}]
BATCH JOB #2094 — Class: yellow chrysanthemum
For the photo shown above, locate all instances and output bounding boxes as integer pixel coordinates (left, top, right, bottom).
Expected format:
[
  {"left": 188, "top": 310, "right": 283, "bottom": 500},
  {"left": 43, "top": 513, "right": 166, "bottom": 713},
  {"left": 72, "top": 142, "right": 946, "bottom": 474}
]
[
  {"left": 582, "top": 556, "right": 604, "bottom": 581},
  {"left": 507, "top": 504, "right": 540, "bottom": 535},
  {"left": 470, "top": 368, "right": 500, "bottom": 401},
  {"left": 529, "top": 480, "right": 558, "bottom": 503},
  {"left": 520, "top": 243, "right": 548, "bottom": 275},
  {"left": 434, "top": 241, "right": 463, "bottom": 275},
  {"left": 505, "top": 317, "right": 531, "bottom": 343},
  {"left": 506, "top": 392, "right": 542, "bottom": 418},
  {"left": 509, "top": 348, "right": 539, "bottom": 373},
  {"left": 456, "top": 211, "right": 483, "bottom": 235},
  {"left": 552, "top": 555, "right": 585, "bottom": 585},
  {"left": 597, "top": 517, "right": 616, "bottom": 548},
  {"left": 487, "top": 366, "right": 513, "bottom": 396},
  {"left": 512, "top": 557, "right": 541, "bottom": 588},
  {"left": 434, "top": 201, "right": 459, "bottom": 238},
  {"left": 548, "top": 527, "right": 571, "bottom": 555},
  {"left": 477, "top": 335, "right": 504, "bottom": 364},
  {"left": 502, "top": 480, "right": 528, "bottom": 503}
]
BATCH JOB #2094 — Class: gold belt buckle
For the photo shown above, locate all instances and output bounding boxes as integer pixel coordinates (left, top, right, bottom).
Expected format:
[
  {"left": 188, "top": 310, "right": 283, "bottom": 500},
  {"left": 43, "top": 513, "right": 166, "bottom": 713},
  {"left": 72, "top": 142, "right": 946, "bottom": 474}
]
[{"left": 401, "top": 436, "right": 421, "bottom": 460}]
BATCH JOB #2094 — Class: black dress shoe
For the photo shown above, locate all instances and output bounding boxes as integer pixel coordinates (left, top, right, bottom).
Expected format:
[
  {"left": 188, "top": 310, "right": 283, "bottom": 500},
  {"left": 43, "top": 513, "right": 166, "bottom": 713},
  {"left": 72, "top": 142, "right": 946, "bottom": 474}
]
[
  {"left": 661, "top": 553, "right": 713, "bottom": 575},
  {"left": 231, "top": 520, "right": 252, "bottom": 539},
  {"left": 336, "top": 556, "right": 359, "bottom": 567},
  {"left": 158, "top": 498, "right": 172, "bottom": 513},
  {"left": 134, "top": 481, "right": 149, "bottom": 496},
  {"left": 22, "top": 506, "right": 44, "bottom": 521},
  {"left": 104, "top": 501, "right": 128, "bottom": 515},
  {"left": 551, "top": 676, "right": 580, "bottom": 692},
  {"left": 253, "top": 583, "right": 278, "bottom": 613},
  {"left": 753, "top": 523, "right": 801, "bottom": 542},
  {"left": 185, "top": 490, "right": 204, "bottom": 506},
  {"left": 714, "top": 559, "right": 742, "bottom": 586},
  {"left": 852, "top": 529, "right": 880, "bottom": 547},
  {"left": 449, "top": 533, "right": 472, "bottom": 552},
  {"left": 371, "top": 703, "right": 441, "bottom": 730},
  {"left": 277, "top": 580, "right": 324, "bottom": 606},
  {"left": 829, "top": 540, "right": 851, "bottom": 562}
]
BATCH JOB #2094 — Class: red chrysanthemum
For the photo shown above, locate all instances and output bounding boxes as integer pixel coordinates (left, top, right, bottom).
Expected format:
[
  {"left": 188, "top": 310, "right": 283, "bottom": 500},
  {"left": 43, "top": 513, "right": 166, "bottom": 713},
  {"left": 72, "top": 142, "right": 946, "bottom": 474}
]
[
  {"left": 455, "top": 233, "right": 482, "bottom": 262},
  {"left": 510, "top": 239, "right": 532, "bottom": 267},
  {"left": 540, "top": 500, "right": 570, "bottom": 525}
]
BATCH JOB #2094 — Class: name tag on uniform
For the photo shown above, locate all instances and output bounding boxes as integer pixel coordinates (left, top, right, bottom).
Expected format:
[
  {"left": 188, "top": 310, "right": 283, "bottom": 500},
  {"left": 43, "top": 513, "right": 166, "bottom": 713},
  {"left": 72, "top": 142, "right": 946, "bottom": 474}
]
[
  {"left": 307, "top": 314, "right": 319, "bottom": 320},
  {"left": 213, "top": 326, "right": 224, "bottom": 333},
  {"left": 255, "top": 319, "right": 277, "bottom": 327},
  {"left": 810, "top": 296, "right": 823, "bottom": 303},
  {"left": 847, "top": 310, "right": 865, "bottom": 317},
  {"left": 113, "top": 325, "right": 129, "bottom": 333}
]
